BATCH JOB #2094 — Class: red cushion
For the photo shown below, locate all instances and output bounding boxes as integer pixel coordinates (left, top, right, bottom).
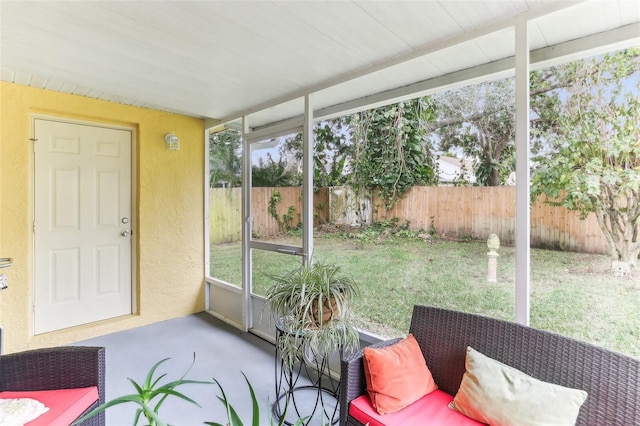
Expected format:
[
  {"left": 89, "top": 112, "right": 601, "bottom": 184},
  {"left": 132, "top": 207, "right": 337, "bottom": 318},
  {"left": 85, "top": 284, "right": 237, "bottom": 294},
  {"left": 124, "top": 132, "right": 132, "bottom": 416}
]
[
  {"left": 349, "top": 389, "right": 485, "bottom": 426},
  {"left": 363, "top": 334, "right": 438, "bottom": 414},
  {"left": 0, "top": 387, "right": 99, "bottom": 426}
]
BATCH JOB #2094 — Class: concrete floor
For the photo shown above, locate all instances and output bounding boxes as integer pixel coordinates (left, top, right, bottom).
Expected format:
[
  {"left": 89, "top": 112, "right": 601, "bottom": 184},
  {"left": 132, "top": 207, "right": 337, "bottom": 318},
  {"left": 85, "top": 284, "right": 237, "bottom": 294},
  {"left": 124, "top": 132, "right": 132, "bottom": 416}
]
[{"left": 74, "top": 312, "right": 285, "bottom": 425}]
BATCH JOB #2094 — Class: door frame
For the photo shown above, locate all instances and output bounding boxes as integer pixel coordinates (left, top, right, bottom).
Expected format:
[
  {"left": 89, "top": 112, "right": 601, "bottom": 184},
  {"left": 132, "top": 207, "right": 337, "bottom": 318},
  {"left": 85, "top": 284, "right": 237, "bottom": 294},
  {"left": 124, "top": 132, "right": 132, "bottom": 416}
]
[
  {"left": 205, "top": 95, "right": 315, "bottom": 342},
  {"left": 30, "top": 114, "right": 138, "bottom": 333},
  {"left": 245, "top": 121, "right": 306, "bottom": 340}
]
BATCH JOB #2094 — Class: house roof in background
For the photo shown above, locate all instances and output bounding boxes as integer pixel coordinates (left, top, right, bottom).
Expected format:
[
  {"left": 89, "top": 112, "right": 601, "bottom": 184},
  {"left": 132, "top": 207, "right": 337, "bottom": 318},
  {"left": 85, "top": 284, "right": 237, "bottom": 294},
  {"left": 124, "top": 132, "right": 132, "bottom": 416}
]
[
  {"left": 1, "top": 1, "right": 638, "bottom": 128},
  {"left": 438, "top": 156, "right": 476, "bottom": 184}
]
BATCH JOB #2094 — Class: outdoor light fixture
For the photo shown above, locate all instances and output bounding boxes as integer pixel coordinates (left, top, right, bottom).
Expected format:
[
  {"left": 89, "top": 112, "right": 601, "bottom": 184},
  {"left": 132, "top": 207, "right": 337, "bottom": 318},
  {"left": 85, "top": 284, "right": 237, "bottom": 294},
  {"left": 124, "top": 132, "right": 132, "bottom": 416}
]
[{"left": 164, "top": 133, "right": 180, "bottom": 151}]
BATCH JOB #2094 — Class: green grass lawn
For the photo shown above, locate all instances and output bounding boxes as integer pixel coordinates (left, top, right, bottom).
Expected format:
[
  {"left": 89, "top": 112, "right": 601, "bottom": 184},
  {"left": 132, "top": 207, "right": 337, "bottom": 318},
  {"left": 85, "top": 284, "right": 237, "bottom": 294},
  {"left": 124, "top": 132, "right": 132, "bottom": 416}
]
[{"left": 210, "top": 235, "right": 640, "bottom": 358}]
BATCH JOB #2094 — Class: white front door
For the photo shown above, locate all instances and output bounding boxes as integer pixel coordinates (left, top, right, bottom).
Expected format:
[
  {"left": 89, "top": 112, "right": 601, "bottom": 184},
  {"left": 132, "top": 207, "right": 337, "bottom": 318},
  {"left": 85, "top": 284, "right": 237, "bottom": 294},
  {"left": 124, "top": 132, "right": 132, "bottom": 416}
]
[{"left": 34, "top": 118, "right": 133, "bottom": 334}]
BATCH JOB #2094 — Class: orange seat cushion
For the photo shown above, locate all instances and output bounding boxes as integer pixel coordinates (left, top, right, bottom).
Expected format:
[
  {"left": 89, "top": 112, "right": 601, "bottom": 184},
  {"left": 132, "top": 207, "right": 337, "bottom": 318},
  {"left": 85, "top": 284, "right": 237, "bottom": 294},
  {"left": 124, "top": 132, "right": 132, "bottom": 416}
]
[
  {"left": 349, "top": 389, "right": 485, "bottom": 426},
  {"left": 0, "top": 387, "right": 99, "bottom": 426},
  {"left": 363, "top": 333, "right": 438, "bottom": 414}
]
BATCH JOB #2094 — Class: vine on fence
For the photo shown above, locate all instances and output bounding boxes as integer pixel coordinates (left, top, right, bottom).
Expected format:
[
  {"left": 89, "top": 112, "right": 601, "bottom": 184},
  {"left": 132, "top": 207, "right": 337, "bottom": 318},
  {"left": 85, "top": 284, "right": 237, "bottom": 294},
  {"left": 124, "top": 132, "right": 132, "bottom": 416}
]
[{"left": 269, "top": 190, "right": 297, "bottom": 233}]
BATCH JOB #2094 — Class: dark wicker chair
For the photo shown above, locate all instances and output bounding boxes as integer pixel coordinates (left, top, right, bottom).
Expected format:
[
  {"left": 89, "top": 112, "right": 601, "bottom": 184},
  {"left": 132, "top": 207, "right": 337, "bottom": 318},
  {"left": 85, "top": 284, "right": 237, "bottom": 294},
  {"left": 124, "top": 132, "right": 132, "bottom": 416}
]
[
  {"left": 0, "top": 346, "right": 106, "bottom": 426},
  {"left": 340, "top": 305, "right": 640, "bottom": 426}
]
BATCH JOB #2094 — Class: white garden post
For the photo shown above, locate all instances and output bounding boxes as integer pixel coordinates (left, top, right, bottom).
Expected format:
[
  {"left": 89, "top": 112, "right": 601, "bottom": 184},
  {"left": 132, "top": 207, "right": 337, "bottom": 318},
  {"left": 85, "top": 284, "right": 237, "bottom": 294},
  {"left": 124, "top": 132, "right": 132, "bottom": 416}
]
[{"left": 487, "top": 234, "right": 500, "bottom": 283}]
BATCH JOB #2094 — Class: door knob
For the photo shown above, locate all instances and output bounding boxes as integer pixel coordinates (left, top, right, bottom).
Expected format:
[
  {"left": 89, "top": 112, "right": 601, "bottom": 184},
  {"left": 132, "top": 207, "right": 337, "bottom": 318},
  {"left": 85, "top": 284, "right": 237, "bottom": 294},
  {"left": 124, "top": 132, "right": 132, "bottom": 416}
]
[{"left": 121, "top": 230, "right": 131, "bottom": 237}]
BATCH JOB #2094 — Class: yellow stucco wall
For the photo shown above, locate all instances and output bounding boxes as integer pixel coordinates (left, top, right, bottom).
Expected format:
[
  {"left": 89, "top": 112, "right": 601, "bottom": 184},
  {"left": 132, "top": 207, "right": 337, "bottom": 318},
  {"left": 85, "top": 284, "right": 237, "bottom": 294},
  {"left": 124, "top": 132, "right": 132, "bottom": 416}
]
[{"left": 0, "top": 82, "right": 205, "bottom": 353}]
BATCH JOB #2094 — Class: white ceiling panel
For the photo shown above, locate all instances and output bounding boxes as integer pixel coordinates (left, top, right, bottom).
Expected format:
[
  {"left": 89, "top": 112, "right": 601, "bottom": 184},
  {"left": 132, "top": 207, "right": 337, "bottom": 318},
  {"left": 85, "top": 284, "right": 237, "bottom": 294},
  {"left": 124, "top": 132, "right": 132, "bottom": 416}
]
[
  {"left": 532, "top": 0, "right": 634, "bottom": 46},
  {"left": 353, "top": 1, "right": 462, "bottom": 49},
  {"left": 427, "top": 39, "right": 493, "bottom": 76},
  {"left": 272, "top": 2, "right": 412, "bottom": 60},
  {"left": 474, "top": 27, "right": 516, "bottom": 62},
  {"left": 439, "top": 1, "right": 516, "bottom": 31},
  {"left": 1, "top": 0, "right": 637, "bottom": 128}
]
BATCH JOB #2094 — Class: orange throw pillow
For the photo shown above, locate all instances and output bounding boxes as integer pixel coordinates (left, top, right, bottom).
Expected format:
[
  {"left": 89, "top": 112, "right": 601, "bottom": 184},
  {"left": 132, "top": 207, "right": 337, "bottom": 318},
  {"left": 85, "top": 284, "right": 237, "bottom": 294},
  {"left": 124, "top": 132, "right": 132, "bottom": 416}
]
[{"left": 363, "top": 333, "right": 438, "bottom": 414}]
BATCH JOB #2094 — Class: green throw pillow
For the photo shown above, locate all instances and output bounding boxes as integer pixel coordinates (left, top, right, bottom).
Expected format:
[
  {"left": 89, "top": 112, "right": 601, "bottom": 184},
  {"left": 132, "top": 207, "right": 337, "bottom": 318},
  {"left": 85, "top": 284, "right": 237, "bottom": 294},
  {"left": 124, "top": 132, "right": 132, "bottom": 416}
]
[{"left": 450, "top": 347, "right": 588, "bottom": 426}]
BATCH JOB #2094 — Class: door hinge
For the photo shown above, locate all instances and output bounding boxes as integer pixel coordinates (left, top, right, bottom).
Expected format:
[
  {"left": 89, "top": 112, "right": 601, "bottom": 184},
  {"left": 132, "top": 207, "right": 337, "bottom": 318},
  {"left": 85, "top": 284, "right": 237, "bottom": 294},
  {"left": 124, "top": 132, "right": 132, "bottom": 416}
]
[
  {"left": 33, "top": 221, "right": 36, "bottom": 232},
  {"left": 30, "top": 138, "right": 37, "bottom": 152}
]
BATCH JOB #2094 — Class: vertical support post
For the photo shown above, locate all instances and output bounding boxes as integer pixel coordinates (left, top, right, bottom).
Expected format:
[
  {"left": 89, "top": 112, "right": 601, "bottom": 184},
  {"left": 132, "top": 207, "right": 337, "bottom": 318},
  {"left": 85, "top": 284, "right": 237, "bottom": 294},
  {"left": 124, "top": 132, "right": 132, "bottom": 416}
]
[
  {"left": 303, "top": 94, "right": 314, "bottom": 264},
  {"left": 515, "top": 22, "right": 531, "bottom": 326},
  {"left": 241, "top": 116, "right": 252, "bottom": 332},
  {"left": 204, "top": 128, "right": 211, "bottom": 311}
]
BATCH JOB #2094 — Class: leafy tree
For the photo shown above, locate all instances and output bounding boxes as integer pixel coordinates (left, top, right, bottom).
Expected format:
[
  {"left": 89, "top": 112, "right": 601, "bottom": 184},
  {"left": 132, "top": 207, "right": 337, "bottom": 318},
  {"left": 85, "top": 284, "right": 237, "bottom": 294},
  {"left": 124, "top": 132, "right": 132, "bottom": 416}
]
[
  {"left": 279, "top": 102, "right": 439, "bottom": 209},
  {"left": 314, "top": 118, "right": 351, "bottom": 187},
  {"left": 531, "top": 48, "right": 640, "bottom": 274},
  {"left": 348, "top": 98, "right": 439, "bottom": 208},
  {"left": 209, "top": 129, "right": 241, "bottom": 188},
  {"left": 282, "top": 118, "right": 351, "bottom": 187},
  {"left": 427, "top": 79, "right": 516, "bottom": 186},
  {"left": 251, "top": 153, "right": 301, "bottom": 187}
]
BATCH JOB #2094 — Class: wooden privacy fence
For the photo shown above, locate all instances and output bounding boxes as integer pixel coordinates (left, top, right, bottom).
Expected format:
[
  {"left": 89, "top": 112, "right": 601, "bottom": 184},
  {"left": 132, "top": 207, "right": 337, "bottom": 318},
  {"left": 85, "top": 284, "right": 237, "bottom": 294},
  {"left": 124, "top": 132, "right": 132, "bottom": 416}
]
[
  {"left": 210, "top": 186, "right": 609, "bottom": 255},
  {"left": 374, "top": 186, "right": 608, "bottom": 255},
  {"left": 209, "top": 187, "right": 329, "bottom": 243}
]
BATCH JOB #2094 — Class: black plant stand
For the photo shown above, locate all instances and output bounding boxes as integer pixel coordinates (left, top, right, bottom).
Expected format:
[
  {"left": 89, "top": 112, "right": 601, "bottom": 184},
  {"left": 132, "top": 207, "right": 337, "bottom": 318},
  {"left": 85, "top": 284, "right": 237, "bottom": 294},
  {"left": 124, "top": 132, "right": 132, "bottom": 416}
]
[{"left": 272, "top": 317, "right": 340, "bottom": 426}]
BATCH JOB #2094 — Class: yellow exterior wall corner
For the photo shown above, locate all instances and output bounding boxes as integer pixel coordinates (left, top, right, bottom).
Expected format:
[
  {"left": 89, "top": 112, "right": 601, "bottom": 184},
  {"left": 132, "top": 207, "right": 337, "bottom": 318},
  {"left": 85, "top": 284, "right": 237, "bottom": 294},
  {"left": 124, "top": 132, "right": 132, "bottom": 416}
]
[{"left": 0, "top": 82, "right": 205, "bottom": 353}]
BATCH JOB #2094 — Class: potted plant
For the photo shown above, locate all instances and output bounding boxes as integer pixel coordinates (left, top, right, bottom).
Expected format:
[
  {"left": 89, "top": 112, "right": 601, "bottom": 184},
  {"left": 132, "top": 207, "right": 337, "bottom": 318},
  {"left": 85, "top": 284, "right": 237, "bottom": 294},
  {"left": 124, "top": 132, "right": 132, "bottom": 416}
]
[{"left": 264, "top": 258, "right": 360, "bottom": 370}]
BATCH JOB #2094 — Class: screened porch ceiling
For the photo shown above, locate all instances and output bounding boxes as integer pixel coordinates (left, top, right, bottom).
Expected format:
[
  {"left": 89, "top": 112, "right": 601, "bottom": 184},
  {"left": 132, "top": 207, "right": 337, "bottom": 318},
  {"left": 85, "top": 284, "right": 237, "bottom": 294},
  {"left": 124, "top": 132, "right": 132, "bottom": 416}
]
[{"left": 1, "top": 0, "right": 638, "bottom": 129}]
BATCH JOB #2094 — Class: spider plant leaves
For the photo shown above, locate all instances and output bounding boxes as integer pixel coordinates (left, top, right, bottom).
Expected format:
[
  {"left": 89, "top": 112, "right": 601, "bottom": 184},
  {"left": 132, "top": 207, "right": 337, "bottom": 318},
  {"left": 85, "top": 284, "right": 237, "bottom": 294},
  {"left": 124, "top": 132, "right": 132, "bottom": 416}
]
[
  {"left": 265, "top": 259, "right": 360, "bottom": 371},
  {"left": 209, "top": 372, "right": 258, "bottom": 426},
  {"left": 207, "top": 372, "right": 308, "bottom": 426},
  {"left": 71, "top": 354, "right": 210, "bottom": 426}
]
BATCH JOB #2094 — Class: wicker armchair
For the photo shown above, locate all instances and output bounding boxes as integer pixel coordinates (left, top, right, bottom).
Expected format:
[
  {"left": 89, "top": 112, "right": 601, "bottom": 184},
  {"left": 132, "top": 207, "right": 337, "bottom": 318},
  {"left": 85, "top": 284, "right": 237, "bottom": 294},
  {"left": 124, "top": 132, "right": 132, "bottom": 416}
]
[
  {"left": 340, "top": 305, "right": 640, "bottom": 426},
  {"left": 0, "top": 346, "right": 106, "bottom": 426}
]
